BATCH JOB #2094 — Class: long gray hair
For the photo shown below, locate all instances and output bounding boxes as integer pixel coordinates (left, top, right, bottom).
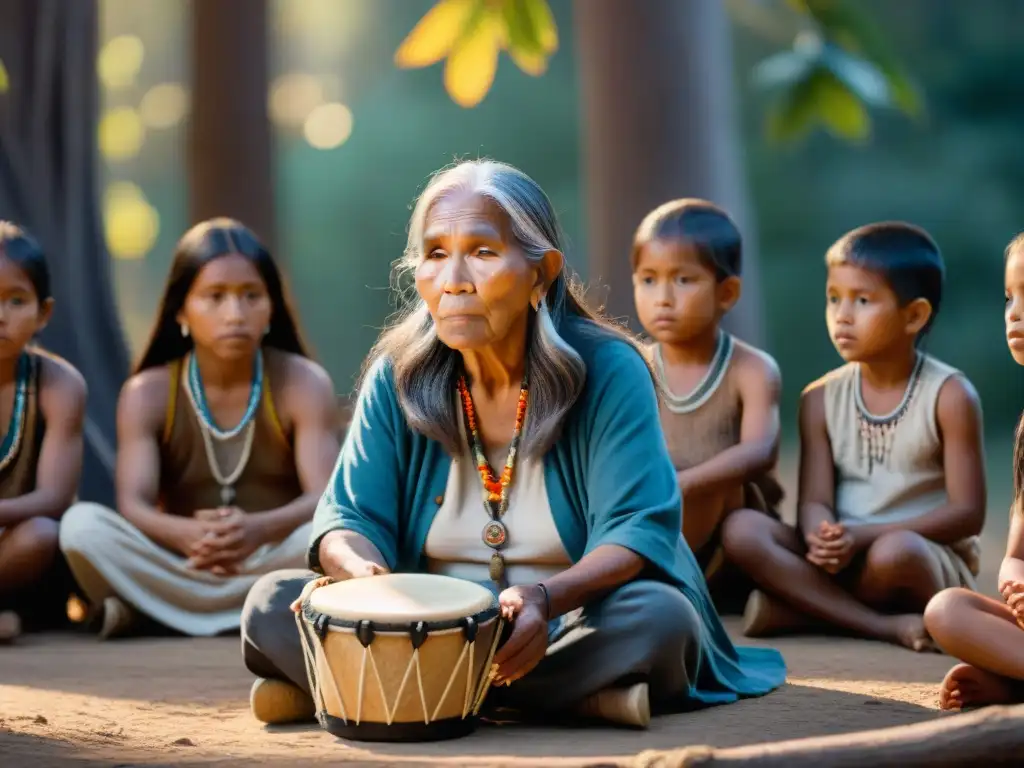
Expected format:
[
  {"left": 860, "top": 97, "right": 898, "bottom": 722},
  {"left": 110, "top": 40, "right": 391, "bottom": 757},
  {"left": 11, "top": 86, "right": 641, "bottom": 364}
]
[{"left": 367, "top": 159, "right": 640, "bottom": 458}]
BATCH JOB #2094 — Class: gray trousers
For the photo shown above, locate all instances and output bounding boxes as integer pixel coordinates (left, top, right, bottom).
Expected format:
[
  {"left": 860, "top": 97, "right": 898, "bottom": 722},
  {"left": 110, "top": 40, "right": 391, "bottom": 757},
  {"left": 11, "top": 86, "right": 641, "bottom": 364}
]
[{"left": 241, "top": 570, "right": 702, "bottom": 713}]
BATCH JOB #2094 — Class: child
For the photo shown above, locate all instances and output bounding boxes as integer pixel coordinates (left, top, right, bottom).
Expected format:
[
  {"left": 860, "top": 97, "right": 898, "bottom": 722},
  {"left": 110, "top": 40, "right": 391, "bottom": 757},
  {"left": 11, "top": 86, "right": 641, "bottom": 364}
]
[
  {"left": 59, "top": 219, "right": 339, "bottom": 640},
  {"left": 0, "top": 222, "right": 87, "bottom": 642},
  {"left": 632, "top": 199, "right": 784, "bottom": 610},
  {"left": 923, "top": 233, "right": 1024, "bottom": 708},
  {"left": 722, "top": 222, "right": 986, "bottom": 651}
]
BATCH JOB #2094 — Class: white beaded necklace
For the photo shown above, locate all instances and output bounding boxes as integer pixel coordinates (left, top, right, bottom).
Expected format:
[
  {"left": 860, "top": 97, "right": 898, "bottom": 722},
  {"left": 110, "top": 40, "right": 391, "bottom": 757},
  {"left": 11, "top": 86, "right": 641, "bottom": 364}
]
[{"left": 182, "top": 353, "right": 258, "bottom": 506}]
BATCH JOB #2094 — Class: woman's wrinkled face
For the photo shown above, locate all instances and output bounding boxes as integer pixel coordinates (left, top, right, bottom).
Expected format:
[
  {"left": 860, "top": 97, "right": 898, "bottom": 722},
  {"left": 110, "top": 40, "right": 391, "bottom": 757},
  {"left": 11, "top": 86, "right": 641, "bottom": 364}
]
[{"left": 415, "top": 192, "right": 539, "bottom": 351}]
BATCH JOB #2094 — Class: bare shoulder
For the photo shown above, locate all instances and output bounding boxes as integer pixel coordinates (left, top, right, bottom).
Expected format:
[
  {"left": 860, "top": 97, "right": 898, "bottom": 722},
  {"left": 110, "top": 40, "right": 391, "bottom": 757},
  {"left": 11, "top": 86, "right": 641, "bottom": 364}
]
[
  {"left": 936, "top": 371, "right": 983, "bottom": 423},
  {"left": 35, "top": 349, "right": 87, "bottom": 398},
  {"left": 119, "top": 365, "right": 173, "bottom": 432},
  {"left": 265, "top": 349, "right": 337, "bottom": 413},
  {"left": 730, "top": 339, "right": 781, "bottom": 389},
  {"left": 798, "top": 372, "right": 832, "bottom": 426}
]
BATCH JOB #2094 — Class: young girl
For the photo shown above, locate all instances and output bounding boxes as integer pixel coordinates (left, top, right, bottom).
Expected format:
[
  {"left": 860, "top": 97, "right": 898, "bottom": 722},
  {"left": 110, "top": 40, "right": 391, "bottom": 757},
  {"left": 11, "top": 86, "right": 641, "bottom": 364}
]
[
  {"left": 0, "top": 222, "right": 87, "bottom": 642},
  {"left": 632, "top": 199, "right": 784, "bottom": 611},
  {"left": 723, "top": 222, "right": 986, "bottom": 651},
  {"left": 59, "top": 218, "right": 340, "bottom": 639},
  {"left": 923, "top": 233, "right": 1024, "bottom": 708}
]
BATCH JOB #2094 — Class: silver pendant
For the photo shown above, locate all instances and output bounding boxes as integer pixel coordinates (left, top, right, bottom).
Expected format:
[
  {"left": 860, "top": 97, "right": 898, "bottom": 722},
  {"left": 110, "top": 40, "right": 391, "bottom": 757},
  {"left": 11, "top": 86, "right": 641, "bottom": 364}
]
[{"left": 220, "top": 484, "right": 236, "bottom": 507}]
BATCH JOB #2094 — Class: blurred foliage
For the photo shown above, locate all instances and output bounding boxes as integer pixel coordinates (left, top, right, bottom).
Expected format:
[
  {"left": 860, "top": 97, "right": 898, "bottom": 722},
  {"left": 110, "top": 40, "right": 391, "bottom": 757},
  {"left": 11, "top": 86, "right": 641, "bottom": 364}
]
[
  {"left": 752, "top": 0, "right": 922, "bottom": 142},
  {"left": 0, "top": 59, "right": 8, "bottom": 93},
  {"left": 395, "top": 0, "right": 557, "bottom": 108},
  {"left": 398, "top": 0, "right": 920, "bottom": 143}
]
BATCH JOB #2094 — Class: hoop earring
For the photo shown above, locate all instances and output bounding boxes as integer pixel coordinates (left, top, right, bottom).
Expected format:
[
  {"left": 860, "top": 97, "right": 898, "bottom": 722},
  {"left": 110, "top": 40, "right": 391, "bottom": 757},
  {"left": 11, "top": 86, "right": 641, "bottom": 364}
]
[{"left": 180, "top": 322, "right": 190, "bottom": 338}]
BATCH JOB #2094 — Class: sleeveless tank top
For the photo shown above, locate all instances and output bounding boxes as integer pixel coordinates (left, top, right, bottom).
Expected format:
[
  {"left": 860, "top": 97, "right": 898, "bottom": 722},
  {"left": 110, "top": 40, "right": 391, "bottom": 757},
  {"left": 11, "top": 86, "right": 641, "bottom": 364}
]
[
  {"left": 652, "top": 337, "right": 784, "bottom": 511},
  {"left": 823, "top": 354, "right": 958, "bottom": 526},
  {"left": 0, "top": 350, "right": 43, "bottom": 499},
  {"left": 158, "top": 355, "right": 302, "bottom": 517}
]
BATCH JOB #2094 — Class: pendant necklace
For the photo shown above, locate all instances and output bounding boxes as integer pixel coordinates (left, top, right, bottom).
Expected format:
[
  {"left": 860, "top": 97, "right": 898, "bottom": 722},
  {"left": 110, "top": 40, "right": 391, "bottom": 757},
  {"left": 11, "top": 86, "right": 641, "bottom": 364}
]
[
  {"left": 456, "top": 373, "right": 528, "bottom": 590},
  {"left": 184, "top": 350, "right": 263, "bottom": 506}
]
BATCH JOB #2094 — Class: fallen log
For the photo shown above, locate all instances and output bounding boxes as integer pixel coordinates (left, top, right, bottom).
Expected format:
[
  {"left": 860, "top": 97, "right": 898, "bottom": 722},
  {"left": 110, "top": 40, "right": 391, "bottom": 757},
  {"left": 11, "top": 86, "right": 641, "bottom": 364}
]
[{"left": 624, "top": 704, "right": 1024, "bottom": 768}]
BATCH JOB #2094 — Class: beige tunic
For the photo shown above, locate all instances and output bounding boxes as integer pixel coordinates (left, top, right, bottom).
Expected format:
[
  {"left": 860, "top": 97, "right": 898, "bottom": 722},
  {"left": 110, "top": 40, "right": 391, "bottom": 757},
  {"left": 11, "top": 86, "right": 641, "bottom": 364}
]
[
  {"left": 822, "top": 354, "right": 979, "bottom": 586},
  {"left": 425, "top": 413, "right": 571, "bottom": 587}
]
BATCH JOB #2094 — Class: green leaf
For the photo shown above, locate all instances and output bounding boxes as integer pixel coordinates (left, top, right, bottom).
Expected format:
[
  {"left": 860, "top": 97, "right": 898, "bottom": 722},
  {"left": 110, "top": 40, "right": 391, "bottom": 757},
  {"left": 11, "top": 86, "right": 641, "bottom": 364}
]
[
  {"left": 815, "top": 70, "right": 870, "bottom": 141},
  {"left": 521, "top": 0, "right": 557, "bottom": 53},
  {"left": 502, "top": 0, "right": 545, "bottom": 58},
  {"left": 765, "top": 71, "right": 820, "bottom": 142},
  {"left": 787, "top": 0, "right": 922, "bottom": 117},
  {"left": 818, "top": 43, "right": 888, "bottom": 108},
  {"left": 752, "top": 47, "right": 817, "bottom": 90}
]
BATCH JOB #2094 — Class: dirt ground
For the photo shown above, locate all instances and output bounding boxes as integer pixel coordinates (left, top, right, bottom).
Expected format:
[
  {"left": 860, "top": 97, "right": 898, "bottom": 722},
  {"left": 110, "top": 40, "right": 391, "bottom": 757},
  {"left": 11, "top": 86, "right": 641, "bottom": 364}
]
[{"left": 0, "top": 449, "right": 1013, "bottom": 767}]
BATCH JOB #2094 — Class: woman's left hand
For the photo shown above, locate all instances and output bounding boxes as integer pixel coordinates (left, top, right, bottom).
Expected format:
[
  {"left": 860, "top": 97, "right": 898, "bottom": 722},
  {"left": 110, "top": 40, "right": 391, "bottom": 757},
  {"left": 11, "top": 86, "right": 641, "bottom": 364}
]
[{"left": 492, "top": 585, "right": 549, "bottom": 686}]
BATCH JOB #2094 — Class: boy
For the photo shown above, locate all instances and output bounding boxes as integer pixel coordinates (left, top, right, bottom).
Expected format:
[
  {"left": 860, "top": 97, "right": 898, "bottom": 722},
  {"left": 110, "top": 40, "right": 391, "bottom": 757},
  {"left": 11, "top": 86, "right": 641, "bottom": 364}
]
[
  {"left": 632, "top": 199, "right": 783, "bottom": 611},
  {"left": 722, "top": 222, "right": 985, "bottom": 650}
]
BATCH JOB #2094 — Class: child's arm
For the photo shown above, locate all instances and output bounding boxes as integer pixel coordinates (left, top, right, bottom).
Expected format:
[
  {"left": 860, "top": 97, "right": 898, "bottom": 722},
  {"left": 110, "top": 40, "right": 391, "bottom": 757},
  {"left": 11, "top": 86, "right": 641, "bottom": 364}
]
[
  {"left": 676, "top": 349, "right": 781, "bottom": 497},
  {"left": 849, "top": 376, "right": 986, "bottom": 552},
  {"left": 796, "top": 383, "right": 838, "bottom": 538},
  {"left": 999, "top": 506, "right": 1024, "bottom": 590},
  {"left": 0, "top": 360, "right": 86, "bottom": 527}
]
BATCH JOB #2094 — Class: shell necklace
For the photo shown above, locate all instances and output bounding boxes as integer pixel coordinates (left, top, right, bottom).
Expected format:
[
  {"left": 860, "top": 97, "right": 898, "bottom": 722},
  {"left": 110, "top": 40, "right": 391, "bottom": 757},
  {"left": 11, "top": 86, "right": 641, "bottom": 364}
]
[
  {"left": 855, "top": 352, "right": 925, "bottom": 473},
  {"left": 184, "top": 350, "right": 263, "bottom": 506},
  {"left": 456, "top": 373, "right": 528, "bottom": 590}
]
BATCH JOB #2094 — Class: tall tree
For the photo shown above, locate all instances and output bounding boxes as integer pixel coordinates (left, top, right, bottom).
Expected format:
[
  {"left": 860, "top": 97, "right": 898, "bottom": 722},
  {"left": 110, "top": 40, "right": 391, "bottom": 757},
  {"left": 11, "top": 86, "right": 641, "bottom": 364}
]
[
  {"left": 0, "top": 0, "right": 127, "bottom": 504},
  {"left": 574, "top": 0, "right": 763, "bottom": 340},
  {"left": 189, "top": 0, "right": 275, "bottom": 249}
]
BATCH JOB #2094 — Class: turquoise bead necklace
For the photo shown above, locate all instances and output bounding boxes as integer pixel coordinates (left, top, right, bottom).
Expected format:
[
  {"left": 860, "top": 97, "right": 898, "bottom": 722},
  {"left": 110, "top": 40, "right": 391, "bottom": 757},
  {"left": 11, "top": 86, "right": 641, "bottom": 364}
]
[
  {"left": 184, "top": 349, "right": 263, "bottom": 505},
  {"left": 0, "top": 352, "right": 30, "bottom": 474}
]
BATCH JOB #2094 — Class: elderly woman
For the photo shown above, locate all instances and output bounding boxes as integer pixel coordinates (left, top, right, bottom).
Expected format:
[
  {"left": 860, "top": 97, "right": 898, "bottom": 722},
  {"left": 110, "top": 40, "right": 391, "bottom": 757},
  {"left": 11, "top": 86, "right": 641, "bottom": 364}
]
[{"left": 240, "top": 160, "right": 786, "bottom": 729}]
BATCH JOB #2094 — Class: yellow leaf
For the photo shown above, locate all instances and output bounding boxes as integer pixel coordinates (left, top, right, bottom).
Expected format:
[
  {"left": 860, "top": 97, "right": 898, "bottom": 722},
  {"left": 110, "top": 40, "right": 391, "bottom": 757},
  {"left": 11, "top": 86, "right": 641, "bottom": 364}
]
[
  {"left": 0, "top": 60, "right": 8, "bottom": 93},
  {"left": 444, "top": 12, "right": 501, "bottom": 108},
  {"left": 509, "top": 46, "right": 547, "bottom": 76},
  {"left": 395, "top": 0, "right": 477, "bottom": 69}
]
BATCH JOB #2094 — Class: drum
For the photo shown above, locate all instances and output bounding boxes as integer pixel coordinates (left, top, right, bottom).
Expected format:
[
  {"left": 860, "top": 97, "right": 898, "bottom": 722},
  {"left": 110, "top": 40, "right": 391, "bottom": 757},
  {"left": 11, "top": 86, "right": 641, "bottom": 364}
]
[{"left": 295, "top": 573, "right": 503, "bottom": 742}]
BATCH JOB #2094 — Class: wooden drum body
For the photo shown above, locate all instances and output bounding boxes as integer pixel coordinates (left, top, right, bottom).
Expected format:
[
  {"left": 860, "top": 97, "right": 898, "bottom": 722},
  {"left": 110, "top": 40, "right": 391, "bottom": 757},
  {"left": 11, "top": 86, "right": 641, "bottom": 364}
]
[{"left": 296, "top": 573, "right": 502, "bottom": 742}]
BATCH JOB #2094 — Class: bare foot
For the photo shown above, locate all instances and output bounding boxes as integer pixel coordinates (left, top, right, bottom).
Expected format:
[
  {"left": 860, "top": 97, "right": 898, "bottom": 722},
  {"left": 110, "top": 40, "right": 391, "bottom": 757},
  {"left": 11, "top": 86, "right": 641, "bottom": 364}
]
[
  {"left": 0, "top": 611, "right": 21, "bottom": 643},
  {"left": 743, "top": 590, "right": 824, "bottom": 637},
  {"left": 886, "top": 614, "right": 937, "bottom": 653},
  {"left": 940, "top": 663, "right": 1019, "bottom": 711}
]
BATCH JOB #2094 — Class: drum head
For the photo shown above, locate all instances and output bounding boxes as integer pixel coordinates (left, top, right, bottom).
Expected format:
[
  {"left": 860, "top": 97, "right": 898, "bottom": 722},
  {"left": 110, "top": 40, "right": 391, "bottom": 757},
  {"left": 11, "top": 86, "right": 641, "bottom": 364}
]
[{"left": 308, "top": 573, "right": 495, "bottom": 624}]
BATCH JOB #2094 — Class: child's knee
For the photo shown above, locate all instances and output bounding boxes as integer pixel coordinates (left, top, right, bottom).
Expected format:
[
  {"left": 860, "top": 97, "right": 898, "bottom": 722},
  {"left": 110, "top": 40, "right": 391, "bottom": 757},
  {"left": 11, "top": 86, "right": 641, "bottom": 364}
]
[
  {"left": 923, "top": 587, "right": 974, "bottom": 641},
  {"left": 721, "top": 509, "right": 773, "bottom": 564},
  {"left": 864, "top": 530, "right": 934, "bottom": 580},
  {"left": 10, "top": 516, "right": 59, "bottom": 557}
]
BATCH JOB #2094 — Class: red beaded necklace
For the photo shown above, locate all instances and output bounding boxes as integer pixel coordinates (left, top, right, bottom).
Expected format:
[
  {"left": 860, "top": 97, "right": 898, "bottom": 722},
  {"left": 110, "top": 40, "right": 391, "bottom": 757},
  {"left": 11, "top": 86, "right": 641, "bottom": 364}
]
[{"left": 456, "top": 374, "right": 528, "bottom": 588}]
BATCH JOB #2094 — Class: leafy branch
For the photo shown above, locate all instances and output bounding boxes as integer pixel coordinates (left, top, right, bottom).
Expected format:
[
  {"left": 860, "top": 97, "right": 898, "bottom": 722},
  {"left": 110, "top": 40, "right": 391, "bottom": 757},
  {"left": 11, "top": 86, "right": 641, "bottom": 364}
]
[
  {"left": 394, "top": 0, "right": 557, "bottom": 108},
  {"left": 395, "top": 0, "right": 923, "bottom": 144}
]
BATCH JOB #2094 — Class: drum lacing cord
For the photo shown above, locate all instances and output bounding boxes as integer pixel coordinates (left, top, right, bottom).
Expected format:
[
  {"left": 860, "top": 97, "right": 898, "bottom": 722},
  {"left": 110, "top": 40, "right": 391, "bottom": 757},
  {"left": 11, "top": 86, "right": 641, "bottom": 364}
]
[
  {"left": 295, "top": 609, "right": 350, "bottom": 725},
  {"left": 298, "top": 614, "right": 506, "bottom": 726}
]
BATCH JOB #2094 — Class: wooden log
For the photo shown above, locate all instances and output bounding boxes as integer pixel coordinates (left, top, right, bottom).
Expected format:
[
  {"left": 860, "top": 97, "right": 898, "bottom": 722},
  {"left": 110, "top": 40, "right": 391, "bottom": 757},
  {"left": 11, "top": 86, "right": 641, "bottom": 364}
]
[{"left": 626, "top": 704, "right": 1024, "bottom": 767}]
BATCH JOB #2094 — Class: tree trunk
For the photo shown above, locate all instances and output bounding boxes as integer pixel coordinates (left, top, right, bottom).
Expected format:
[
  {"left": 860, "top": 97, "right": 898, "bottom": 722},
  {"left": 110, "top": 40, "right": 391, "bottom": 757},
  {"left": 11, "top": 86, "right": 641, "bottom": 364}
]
[
  {"left": 573, "top": 0, "right": 764, "bottom": 344},
  {"left": 189, "top": 0, "right": 275, "bottom": 250},
  {"left": 0, "top": 0, "right": 128, "bottom": 505}
]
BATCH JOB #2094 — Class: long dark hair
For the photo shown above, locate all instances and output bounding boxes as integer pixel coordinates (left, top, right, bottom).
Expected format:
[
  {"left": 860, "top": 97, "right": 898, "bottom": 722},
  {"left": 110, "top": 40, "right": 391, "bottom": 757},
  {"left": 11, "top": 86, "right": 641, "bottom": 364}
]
[
  {"left": 134, "top": 218, "right": 311, "bottom": 374},
  {"left": 0, "top": 221, "right": 52, "bottom": 302}
]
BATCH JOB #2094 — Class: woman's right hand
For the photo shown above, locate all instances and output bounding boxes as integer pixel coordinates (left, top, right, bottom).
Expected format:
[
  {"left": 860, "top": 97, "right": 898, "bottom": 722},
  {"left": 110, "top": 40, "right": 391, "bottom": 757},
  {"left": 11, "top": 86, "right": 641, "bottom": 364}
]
[{"left": 317, "top": 530, "right": 390, "bottom": 582}]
